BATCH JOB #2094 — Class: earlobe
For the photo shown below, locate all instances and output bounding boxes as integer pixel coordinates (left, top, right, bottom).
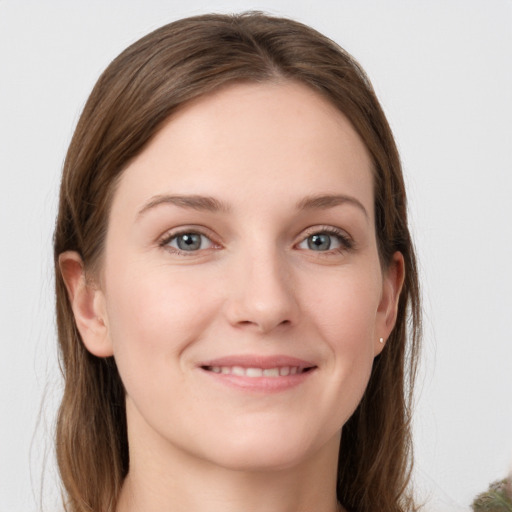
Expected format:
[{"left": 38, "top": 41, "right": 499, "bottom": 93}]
[
  {"left": 59, "top": 251, "right": 114, "bottom": 358},
  {"left": 374, "top": 251, "right": 405, "bottom": 356}
]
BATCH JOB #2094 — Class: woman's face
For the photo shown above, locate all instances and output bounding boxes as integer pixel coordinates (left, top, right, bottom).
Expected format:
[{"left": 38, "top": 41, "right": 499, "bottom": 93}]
[{"left": 80, "top": 81, "right": 402, "bottom": 472}]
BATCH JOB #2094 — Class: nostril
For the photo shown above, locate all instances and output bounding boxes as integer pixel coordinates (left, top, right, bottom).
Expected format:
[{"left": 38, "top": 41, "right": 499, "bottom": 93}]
[{"left": 234, "top": 318, "right": 292, "bottom": 330}]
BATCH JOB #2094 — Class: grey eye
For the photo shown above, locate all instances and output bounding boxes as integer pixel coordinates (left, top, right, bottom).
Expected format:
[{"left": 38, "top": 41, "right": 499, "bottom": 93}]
[
  {"left": 307, "top": 233, "right": 332, "bottom": 251},
  {"left": 297, "top": 231, "right": 347, "bottom": 252},
  {"left": 168, "top": 233, "right": 212, "bottom": 251}
]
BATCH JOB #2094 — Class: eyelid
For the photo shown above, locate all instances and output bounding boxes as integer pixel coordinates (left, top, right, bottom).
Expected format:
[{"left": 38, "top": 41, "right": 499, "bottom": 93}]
[
  {"left": 158, "top": 226, "right": 222, "bottom": 254},
  {"left": 296, "top": 225, "right": 354, "bottom": 251},
  {"left": 156, "top": 224, "right": 353, "bottom": 255}
]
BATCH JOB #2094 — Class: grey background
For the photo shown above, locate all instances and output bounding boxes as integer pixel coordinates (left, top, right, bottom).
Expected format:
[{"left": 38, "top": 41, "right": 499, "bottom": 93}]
[{"left": 1, "top": 1, "right": 511, "bottom": 510}]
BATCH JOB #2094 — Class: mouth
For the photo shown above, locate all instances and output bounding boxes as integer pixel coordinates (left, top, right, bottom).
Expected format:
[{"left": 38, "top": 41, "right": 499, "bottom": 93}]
[
  {"left": 201, "top": 365, "right": 315, "bottom": 377},
  {"left": 198, "top": 355, "right": 317, "bottom": 392}
]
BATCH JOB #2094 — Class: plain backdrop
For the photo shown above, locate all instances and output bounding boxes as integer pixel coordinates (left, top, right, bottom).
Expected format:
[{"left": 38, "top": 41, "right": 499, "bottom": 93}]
[{"left": 1, "top": 1, "right": 511, "bottom": 511}]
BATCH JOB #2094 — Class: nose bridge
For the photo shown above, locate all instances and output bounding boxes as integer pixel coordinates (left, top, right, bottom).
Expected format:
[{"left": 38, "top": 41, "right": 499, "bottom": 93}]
[{"left": 225, "top": 238, "right": 299, "bottom": 332}]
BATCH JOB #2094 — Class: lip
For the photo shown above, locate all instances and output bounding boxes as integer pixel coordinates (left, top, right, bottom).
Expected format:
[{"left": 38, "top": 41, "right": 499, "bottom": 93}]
[
  {"left": 199, "top": 354, "right": 316, "bottom": 369},
  {"left": 197, "top": 354, "right": 317, "bottom": 393}
]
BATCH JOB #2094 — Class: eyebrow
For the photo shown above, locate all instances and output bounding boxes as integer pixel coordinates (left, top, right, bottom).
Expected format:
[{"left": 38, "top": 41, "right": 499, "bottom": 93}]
[
  {"left": 296, "top": 194, "right": 369, "bottom": 219},
  {"left": 137, "top": 193, "right": 368, "bottom": 219},
  {"left": 137, "top": 194, "right": 231, "bottom": 219}
]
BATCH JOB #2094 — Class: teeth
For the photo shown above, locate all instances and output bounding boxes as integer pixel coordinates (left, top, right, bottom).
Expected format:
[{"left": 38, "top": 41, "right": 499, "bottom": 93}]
[
  {"left": 246, "top": 367, "right": 263, "bottom": 377},
  {"left": 232, "top": 366, "right": 245, "bottom": 376},
  {"left": 206, "top": 366, "right": 305, "bottom": 377}
]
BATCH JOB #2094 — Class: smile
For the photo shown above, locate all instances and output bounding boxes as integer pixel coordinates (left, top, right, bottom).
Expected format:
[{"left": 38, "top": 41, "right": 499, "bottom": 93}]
[
  {"left": 198, "top": 355, "right": 317, "bottom": 392},
  {"left": 203, "top": 366, "right": 312, "bottom": 377}
]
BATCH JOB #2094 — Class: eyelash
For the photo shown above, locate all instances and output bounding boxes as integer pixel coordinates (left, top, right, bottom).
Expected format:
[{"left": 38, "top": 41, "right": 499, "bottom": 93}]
[
  {"left": 298, "top": 226, "right": 354, "bottom": 254},
  {"left": 158, "top": 226, "right": 354, "bottom": 256},
  {"left": 159, "top": 228, "right": 218, "bottom": 256}
]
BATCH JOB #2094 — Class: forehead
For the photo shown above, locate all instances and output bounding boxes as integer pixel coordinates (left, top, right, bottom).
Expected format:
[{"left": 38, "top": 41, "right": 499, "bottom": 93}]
[{"left": 112, "top": 81, "right": 374, "bottom": 221}]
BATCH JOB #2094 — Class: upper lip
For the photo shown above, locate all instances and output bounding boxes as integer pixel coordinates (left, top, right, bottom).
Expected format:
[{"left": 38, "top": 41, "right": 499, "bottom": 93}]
[{"left": 198, "top": 354, "right": 317, "bottom": 370}]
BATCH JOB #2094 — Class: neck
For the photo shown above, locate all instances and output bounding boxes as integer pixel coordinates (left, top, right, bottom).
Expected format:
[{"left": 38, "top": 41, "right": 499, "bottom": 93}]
[
  {"left": 118, "top": 464, "right": 342, "bottom": 512},
  {"left": 116, "top": 403, "right": 342, "bottom": 512}
]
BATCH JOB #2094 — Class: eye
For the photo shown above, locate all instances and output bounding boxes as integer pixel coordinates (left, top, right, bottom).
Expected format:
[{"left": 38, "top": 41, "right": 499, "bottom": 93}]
[
  {"left": 297, "top": 229, "right": 352, "bottom": 252},
  {"left": 163, "top": 231, "right": 214, "bottom": 252}
]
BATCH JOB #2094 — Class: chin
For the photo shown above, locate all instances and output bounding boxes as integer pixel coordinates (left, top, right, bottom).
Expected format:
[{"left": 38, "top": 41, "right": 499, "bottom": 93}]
[
  {"left": 212, "top": 447, "right": 313, "bottom": 473},
  {"left": 196, "top": 426, "right": 339, "bottom": 473}
]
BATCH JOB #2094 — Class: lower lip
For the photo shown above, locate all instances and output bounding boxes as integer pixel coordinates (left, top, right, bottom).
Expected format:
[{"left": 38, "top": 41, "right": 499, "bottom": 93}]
[{"left": 199, "top": 368, "right": 316, "bottom": 393}]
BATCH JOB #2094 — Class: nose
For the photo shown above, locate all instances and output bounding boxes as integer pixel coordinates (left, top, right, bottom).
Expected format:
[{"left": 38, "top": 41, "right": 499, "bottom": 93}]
[{"left": 223, "top": 248, "right": 300, "bottom": 334}]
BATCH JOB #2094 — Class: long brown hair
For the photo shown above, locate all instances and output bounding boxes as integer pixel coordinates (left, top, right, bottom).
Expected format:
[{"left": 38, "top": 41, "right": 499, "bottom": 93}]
[{"left": 54, "top": 12, "right": 421, "bottom": 512}]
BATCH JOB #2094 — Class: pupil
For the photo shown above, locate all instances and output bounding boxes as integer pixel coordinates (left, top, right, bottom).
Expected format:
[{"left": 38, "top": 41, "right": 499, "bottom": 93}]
[
  {"left": 177, "top": 233, "right": 201, "bottom": 251},
  {"left": 308, "top": 234, "right": 330, "bottom": 251}
]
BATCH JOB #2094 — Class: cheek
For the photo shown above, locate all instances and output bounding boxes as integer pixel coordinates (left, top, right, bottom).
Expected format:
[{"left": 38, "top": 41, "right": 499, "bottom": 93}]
[
  {"left": 307, "top": 265, "right": 381, "bottom": 345},
  {"left": 103, "top": 265, "right": 221, "bottom": 385},
  {"left": 303, "top": 266, "right": 381, "bottom": 408}
]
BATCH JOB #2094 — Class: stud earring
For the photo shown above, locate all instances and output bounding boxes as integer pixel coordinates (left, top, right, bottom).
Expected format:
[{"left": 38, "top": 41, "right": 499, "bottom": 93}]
[{"left": 379, "top": 337, "right": 384, "bottom": 344}]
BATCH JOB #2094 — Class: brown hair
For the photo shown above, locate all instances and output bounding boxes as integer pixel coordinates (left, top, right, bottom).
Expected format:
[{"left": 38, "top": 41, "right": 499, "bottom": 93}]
[{"left": 54, "top": 12, "right": 421, "bottom": 512}]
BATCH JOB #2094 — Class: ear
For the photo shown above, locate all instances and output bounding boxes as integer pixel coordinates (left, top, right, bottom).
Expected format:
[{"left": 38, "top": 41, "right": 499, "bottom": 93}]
[
  {"left": 374, "top": 251, "right": 405, "bottom": 356},
  {"left": 59, "top": 251, "right": 113, "bottom": 357}
]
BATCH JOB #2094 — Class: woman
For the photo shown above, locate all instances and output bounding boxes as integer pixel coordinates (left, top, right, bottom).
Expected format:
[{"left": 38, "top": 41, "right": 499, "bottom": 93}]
[{"left": 54, "top": 12, "right": 421, "bottom": 512}]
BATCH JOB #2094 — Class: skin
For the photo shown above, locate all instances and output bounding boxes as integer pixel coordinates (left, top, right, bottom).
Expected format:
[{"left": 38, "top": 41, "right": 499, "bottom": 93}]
[{"left": 61, "top": 81, "right": 404, "bottom": 512}]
